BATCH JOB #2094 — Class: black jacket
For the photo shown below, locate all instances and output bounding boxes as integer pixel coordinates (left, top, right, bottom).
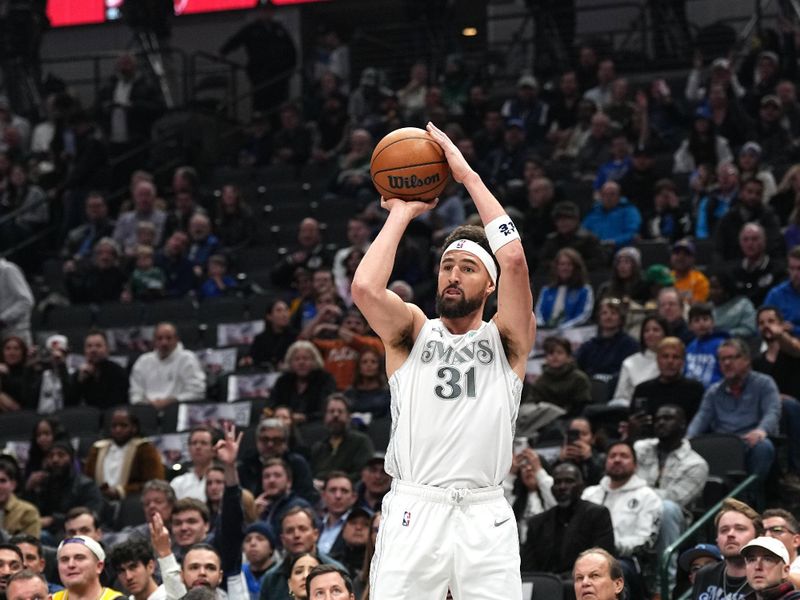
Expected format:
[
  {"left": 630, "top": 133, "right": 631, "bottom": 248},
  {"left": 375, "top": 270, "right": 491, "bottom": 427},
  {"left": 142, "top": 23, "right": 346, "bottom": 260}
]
[
  {"left": 67, "top": 358, "right": 129, "bottom": 409},
  {"left": 521, "top": 500, "right": 615, "bottom": 577}
]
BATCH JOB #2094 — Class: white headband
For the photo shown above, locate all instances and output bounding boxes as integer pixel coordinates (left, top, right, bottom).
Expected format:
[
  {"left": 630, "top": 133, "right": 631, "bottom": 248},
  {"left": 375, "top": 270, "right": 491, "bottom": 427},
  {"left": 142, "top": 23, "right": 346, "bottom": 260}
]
[
  {"left": 58, "top": 535, "right": 106, "bottom": 562},
  {"left": 442, "top": 239, "right": 497, "bottom": 284}
]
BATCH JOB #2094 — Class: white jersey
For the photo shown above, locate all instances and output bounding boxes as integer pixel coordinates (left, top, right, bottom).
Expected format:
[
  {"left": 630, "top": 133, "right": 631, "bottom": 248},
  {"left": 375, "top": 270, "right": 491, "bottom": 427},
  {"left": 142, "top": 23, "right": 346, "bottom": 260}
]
[{"left": 385, "top": 318, "right": 522, "bottom": 488}]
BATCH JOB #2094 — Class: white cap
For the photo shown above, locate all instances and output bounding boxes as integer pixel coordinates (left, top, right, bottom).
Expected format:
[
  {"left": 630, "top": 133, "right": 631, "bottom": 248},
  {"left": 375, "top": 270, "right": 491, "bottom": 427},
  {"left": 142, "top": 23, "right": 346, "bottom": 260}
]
[
  {"left": 740, "top": 536, "right": 790, "bottom": 564},
  {"left": 45, "top": 334, "right": 68, "bottom": 351},
  {"left": 57, "top": 535, "right": 106, "bottom": 562}
]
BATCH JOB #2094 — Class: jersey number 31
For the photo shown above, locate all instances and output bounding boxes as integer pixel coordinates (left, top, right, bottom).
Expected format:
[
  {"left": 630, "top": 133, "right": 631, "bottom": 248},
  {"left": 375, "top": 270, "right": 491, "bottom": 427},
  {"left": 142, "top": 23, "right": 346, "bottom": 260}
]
[{"left": 435, "top": 366, "right": 476, "bottom": 400}]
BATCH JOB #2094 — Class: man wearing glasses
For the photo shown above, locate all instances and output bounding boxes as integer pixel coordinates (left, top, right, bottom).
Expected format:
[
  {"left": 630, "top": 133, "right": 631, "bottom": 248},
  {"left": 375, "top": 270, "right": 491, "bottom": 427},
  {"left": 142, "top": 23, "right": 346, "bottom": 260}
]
[
  {"left": 762, "top": 509, "right": 800, "bottom": 586},
  {"left": 741, "top": 537, "right": 800, "bottom": 600},
  {"left": 687, "top": 338, "right": 781, "bottom": 508}
]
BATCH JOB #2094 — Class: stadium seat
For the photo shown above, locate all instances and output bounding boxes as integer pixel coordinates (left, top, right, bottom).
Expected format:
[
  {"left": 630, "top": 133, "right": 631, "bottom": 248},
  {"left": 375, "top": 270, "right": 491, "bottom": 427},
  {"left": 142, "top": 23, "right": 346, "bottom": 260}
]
[
  {"left": 45, "top": 304, "right": 96, "bottom": 330},
  {"left": 636, "top": 240, "right": 670, "bottom": 267},
  {"left": 141, "top": 297, "right": 198, "bottom": 325},
  {"left": 95, "top": 302, "right": 145, "bottom": 328},
  {"left": 521, "top": 572, "right": 564, "bottom": 600},
  {"left": 58, "top": 406, "right": 103, "bottom": 435},
  {"left": 198, "top": 296, "right": 248, "bottom": 323},
  {"left": 690, "top": 434, "right": 747, "bottom": 481},
  {"left": 0, "top": 410, "right": 39, "bottom": 443},
  {"left": 160, "top": 403, "right": 180, "bottom": 434}
]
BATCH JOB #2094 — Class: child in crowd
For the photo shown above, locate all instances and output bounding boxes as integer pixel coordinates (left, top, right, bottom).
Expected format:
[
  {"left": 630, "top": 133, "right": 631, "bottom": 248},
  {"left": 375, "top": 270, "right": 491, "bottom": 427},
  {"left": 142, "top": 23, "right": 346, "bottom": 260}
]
[
  {"left": 198, "top": 254, "right": 238, "bottom": 299},
  {"left": 684, "top": 302, "right": 728, "bottom": 388},
  {"left": 528, "top": 336, "right": 591, "bottom": 416},
  {"left": 129, "top": 245, "right": 165, "bottom": 301}
]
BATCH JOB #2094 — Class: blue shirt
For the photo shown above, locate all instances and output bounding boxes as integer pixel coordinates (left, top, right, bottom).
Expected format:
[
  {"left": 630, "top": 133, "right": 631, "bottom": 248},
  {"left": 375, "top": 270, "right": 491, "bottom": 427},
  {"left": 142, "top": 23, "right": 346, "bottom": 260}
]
[
  {"left": 763, "top": 280, "right": 800, "bottom": 336},
  {"left": 687, "top": 371, "right": 781, "bottom": 437},
  {"left": 685, "top": 332, "right": 727, "bottom": 388},
  {"left": 581, "top": 198, "right": 642, "bottom": 249}
]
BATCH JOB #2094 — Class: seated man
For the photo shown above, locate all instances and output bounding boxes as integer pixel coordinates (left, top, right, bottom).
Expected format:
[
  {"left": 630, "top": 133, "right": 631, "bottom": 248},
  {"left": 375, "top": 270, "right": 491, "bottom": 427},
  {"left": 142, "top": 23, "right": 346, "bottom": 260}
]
[
  {"left": 306, "top": 565, "right": 356, "bottom": 600},
  {"left": 53, "top": 536, "right": 122, "bottom": 600},
  {"left": 84, "top": 407, "right": 165, "bottom": 502},
  {"left": 573, "top": 548, "right": 625, "bottom": 600},
  {"left": 355, "top": 453, "right": 391, "bottom": 512},
  {"left": 254, "top": 458, "right": 311, "bottom": 539},
  {"left": 9, "top": 534, "right": 63, "bottom": 593},
  {"left": 309, "top": 394, "right": 374, "bottom": 481},
  {"left": 318, "top": 471, "right": 357, "bottom": 555},
  {"left": 329, "top": 506, "right": 372, "bottom": 579},
  {"left": 169, "top": 499, "right": 212, "bottom": 563},
  {"left": 0, "top": 544, "right": 23, "bottom": 599},
  {"left": 630, "top": 337, "right": 705, "bottom": 425},
  {"left": 762, "top": 509, "right": 800, "bottom": 586},
  {"left": 733, "top": 223, "right": 785, "bottom": 306},
  {"left": 259, "top": 507, "right": 346, "bottom": 600},
  {"left": 129, "top": 322, "right": 206, "bottom": 409},
  {"left": 575, "top": 298, "right": 639, "bottom": 377},
  {"left": 0, "top": 457, "right": 40, "bottom": 538},
  {"left": 764, "top": 247, "right": 800, "bottom": 336},
  {"left": 634, "top": 405, "right": 709, "bottom": 585},
  {"left": 242, "top": 523, "right": 277, "bottom": 599},
  {"left": 741, "top": 537, "right": 800, "bottom": 600},
  {"left": 108, "top": 538, "right": 165, "bottom": 600},
  {"left": 170, "top": 426, "right": 217, "bottom": 501},
  {"left": 521, "top": 462, "right": 614, "bottom": 579},
  {"left": 537, "top": 201, "right": 607, "bottom": 271},
  {"left": 7, "top": 570, "right": 51, "bottom": 600},
  {"left": 68, "top": 330, "right": 128, "bottom": 408},
  {"left": 671, "top": 239, "right": 709, "bottom": 304},
  {"left": 581, "top": 181, "right": 642, "bottom": 253},
  {"left": 687, "top": 338, "right": 781, "bottom": 507}
]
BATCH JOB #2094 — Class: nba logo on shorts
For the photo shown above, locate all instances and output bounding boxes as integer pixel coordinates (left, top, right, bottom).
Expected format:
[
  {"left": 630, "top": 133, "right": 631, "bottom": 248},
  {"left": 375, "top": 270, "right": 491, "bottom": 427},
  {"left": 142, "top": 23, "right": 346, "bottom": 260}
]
[{"left": 402, "top": 511, "right": 411, "bottom": 527}]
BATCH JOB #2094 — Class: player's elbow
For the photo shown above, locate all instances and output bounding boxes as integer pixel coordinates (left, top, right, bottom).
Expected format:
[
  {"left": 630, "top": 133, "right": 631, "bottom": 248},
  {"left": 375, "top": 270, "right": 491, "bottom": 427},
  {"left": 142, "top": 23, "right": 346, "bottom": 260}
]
[
  {"left": 498, "top": 244, "right": 528, "bottom": 276},
  {"left": 351, "top": 277, "right": 380, "bottom": 307}
]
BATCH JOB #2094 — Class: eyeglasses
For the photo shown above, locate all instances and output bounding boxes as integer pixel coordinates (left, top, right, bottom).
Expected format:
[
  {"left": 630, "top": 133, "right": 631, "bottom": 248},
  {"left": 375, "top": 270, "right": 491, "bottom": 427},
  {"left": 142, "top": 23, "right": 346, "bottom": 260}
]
[
  {"left": 743, "top": 554, "right": 781, "bottom": 566},
  {"left": 765, "top": 525, "right": 797, "bottom": 535}
]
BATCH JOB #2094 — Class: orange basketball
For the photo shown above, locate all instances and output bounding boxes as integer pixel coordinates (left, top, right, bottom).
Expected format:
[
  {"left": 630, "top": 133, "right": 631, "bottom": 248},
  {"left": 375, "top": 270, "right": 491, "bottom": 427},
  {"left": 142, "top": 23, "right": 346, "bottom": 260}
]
[{"left": 370, "top": 127, "right": 451, "bottom": 201}]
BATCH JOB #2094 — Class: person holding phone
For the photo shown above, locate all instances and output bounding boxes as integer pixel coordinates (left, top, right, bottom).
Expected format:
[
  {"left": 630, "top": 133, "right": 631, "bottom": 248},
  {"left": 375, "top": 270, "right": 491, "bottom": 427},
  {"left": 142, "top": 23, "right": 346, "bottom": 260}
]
[{"left": 559, "top": 417, "right": 605, "bottom": 486}]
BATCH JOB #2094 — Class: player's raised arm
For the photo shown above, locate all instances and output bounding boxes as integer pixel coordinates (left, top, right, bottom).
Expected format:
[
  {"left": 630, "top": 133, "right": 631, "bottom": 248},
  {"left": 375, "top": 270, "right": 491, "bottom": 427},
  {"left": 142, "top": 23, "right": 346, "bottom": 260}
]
[
  {"left": 426, "top": 122, "right": 535, "bottom": 373},
  {"left": 351, "top": 198, "right": 434, "bottom": 367}
]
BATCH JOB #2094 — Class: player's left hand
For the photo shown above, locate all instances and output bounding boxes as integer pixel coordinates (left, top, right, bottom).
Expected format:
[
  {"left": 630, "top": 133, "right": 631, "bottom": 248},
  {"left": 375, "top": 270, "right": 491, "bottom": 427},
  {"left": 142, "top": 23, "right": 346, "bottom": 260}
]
[
  {"left": 380, "top": 196, "right": 438, "bottom": 218},
  {"left": 426, "top": 122, "right": 474, "bottom": 183}
]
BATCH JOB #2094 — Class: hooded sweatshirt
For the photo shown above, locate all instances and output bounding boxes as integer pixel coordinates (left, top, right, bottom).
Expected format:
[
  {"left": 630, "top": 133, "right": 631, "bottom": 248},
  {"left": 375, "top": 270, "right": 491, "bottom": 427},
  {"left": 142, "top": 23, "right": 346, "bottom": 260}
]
[
  {"left": 581, "top": 474, "right": 663, "bottom": 556},
  {"left": 685, "top": 330, "right": 729, "bottom": 388}
]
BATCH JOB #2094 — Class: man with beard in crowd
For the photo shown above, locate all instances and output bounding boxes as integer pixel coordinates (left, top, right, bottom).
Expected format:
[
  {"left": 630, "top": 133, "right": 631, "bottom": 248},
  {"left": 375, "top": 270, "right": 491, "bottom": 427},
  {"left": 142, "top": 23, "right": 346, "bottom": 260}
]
[{"left": 310, "top": 394, "right": 374, "bottom": 480}]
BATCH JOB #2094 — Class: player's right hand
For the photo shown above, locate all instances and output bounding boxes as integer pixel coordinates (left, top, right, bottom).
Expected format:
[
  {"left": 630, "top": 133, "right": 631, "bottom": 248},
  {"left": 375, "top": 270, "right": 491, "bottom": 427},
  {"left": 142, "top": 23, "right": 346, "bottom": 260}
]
[{"left": 380, "top": 196, "right": 438, "bottom": 218}]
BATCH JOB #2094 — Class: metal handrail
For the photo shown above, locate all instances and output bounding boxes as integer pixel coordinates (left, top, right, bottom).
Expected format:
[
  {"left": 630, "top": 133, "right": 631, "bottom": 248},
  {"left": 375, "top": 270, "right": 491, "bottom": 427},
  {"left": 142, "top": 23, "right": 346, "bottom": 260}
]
[
  {"left": 658, "top": 474, "right": 758, "bottom": 600},
  {"left": 0, "top": 194, "right": 50, "bottom": 229},
  {"left": 0, "top": 225, "right": 58, "bottom": 259}
]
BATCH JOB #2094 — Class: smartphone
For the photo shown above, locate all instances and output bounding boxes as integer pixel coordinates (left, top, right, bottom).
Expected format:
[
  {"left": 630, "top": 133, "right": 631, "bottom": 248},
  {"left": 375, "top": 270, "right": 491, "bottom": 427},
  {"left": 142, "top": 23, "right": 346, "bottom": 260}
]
[
  {"left": 566, "top": 429, "right": 581, "bottom": 444},
  {"left": 513, "top": 437, "right": 529, "bottom": 455}
]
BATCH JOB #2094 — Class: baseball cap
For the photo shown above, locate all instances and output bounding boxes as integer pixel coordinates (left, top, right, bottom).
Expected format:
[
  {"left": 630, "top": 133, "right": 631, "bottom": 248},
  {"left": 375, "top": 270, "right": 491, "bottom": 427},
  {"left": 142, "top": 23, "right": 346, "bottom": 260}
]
[
  {"left": 506, "top": 118, "right": 526, "bottom": 130},
  {"left": 711, "top": 57, "right": 731, "bottom": 71},
  {"left": 759, "top": 51, "right": 779, "bottom": 65},
  {"left": 645, "top": 264, "right": 675, "bottom": 286},
  {"left": 58, "top": 535, "right": 106, "bottom": 562},
  {"left": 346, "top": 506, "right": 374, "bottom": 522},
  {"left": 49, "top": 440, "right": 76, "bottom": 458},
  {"left": 741, "top": 537, "right": 790, "bottom": 564},
  {"left": 761, "top": 95, "right": 781, "bottom": 108},
  {"left": 517, "top": 74, "right": 538, "bottom": 89},
  {"left": 740, "top": 141, "right": 763, "bottom": 157},
  {"left": 672, "top": 239, "right": 695, "bottom": 255},
  {"left": 45, "top": 334, "right": 69, "bottom": 352},
  {"left": 694, "top": 105, "right": 712, "bottom": 120},
  {"left": 366, "top": 452, "right": 385, "bottom": 466},
  {"left": 552, "top": 201, "right": 580, "bottom": 220},
  {"left": 678, "top": 543, "right": 722, "bottom": 571}
]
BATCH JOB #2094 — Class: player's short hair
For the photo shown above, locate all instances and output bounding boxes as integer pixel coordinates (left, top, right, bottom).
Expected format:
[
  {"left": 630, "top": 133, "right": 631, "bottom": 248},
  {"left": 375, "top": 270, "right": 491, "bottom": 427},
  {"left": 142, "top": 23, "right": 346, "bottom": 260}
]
[
  {"left": 714, "top": 498, "right": 763, "bottom": 534},
  {"left": 574, "top": 548, "right": 624, "bottom": 582},
  {"left": 305, "top": 564, "right": 354, "bottom": 597},
  {"left": 173, "top": 498, "right": 210, "bottom": 523},
  {"left": 108, "top": 538, "right": 156, "bottom": 569}
]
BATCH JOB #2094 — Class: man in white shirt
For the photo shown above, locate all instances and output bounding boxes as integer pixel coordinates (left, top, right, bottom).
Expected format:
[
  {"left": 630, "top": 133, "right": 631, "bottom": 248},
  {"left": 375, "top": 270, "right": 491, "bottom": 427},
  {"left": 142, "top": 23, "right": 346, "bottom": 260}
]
[
  {"left": 171, "top": 427, "right": 217, "bottom": 501},
  {"left": 129, "top": 323, "right": 206, "bottom": 409},
  {"left": 109, "top": 538, "right": 166, "bottom": 600},
  {"left": 332, "top": 217, "right": 371, "bottom": 304},
  {"left": 0, "top": 258, "right": 34, "bottom": 345}
]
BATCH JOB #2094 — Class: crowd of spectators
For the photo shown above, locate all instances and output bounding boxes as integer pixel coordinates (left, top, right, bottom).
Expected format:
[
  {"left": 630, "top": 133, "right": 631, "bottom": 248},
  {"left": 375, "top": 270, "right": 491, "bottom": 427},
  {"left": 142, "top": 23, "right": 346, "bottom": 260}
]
[{"left": 4, "top": 7, "right": 800, "bottom": 600}]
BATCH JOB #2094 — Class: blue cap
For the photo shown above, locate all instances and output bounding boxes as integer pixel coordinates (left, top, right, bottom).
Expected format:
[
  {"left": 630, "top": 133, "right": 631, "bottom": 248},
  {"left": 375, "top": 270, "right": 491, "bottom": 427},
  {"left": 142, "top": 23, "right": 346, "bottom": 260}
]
[
  {"left": 694, "top": 105, "right": 712, "bottom": 120},
  {"left": 678, "top": 543, "right": 722, "bottom": 572},
  {"left": 244, "top": 522, "right": 278, "bottom": 549}
]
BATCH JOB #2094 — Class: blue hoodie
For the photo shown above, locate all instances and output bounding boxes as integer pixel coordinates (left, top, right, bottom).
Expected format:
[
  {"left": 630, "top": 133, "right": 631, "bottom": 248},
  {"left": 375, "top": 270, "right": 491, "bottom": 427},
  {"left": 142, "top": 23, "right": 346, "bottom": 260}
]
[
  {"left": 685, "top": 330, "right": 729, "bottom": 388},
  {"left": 581, "top": 197, "right": 642, "bottom": 249}
]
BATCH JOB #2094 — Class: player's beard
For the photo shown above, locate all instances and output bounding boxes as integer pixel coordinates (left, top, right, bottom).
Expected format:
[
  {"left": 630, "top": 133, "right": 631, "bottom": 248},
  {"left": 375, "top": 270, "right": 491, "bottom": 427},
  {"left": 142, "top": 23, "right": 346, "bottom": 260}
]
[{"left": 436, "top": 288, "right": 483, "bottom": 319}]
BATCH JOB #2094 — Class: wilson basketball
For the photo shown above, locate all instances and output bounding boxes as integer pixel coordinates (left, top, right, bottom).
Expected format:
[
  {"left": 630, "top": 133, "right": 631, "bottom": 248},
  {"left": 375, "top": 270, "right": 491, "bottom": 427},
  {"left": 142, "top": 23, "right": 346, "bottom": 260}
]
[{"left": 370, "top": 127, "right": 451, "bottom": 201}]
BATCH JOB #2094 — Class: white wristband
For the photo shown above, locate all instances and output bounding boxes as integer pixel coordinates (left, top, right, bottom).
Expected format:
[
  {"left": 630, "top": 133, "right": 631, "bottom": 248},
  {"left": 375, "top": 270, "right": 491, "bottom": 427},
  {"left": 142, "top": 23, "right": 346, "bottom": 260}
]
[{"left": 485, "top": 215, "right": 521, "bottom": 254}]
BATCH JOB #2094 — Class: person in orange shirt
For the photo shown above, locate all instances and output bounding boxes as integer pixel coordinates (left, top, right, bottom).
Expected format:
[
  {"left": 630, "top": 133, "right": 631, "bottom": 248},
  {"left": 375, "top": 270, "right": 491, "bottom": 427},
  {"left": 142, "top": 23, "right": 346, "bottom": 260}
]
[
  {"left": 671, "top": 238, "right": 709, "bottom": 304},
  {"left": 308, "top": 308, "right": 385, "bottom": 391}
]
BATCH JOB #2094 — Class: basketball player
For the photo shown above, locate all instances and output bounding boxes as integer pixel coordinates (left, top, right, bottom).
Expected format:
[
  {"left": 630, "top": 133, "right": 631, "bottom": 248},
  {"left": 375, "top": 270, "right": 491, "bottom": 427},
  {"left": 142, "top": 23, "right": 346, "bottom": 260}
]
[{"left": 351, "top": 122, "right": 535, "bottom": 600}]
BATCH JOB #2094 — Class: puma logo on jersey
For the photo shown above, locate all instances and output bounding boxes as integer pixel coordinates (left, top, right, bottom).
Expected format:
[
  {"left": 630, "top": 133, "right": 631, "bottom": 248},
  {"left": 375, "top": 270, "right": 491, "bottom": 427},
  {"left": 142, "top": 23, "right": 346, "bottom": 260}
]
[{"left": 420, "top": 340, "right": 494, "bottom": 365}]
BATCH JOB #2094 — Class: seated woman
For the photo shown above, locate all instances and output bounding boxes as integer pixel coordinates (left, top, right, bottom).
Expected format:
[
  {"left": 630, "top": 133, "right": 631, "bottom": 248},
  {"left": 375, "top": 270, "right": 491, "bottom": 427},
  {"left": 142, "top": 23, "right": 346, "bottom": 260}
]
[
  {"left": 0, "top": 335, "right": 36, "bottom": 412},
  {"left": 709, "top": 269, "right": 757, "bottom": 338},
  {"left": 270, "top": 341, "right": 336, "bottom": 423},
  {"left": 673, "top": 106, "right": 733, "bottom": 174},
  {"left": 596, "top": 246, "right": 650, "bottom": 305},
  {"left": 344, "top": 349, "right": 390, "bottom": 418},
  {"left": 611, "top": 316, "right": 668, "bottom": 406},
  {"left": 576, "top": 297, "right": 640, "bottom": 377},
  {"left": 527, "top": 336, "right": 591, "bottom": 417},
  {"left": 243, "top": 299, "right": 298, "bottom": 371},
  {"left": 23, "top": 416, "right": 71, "bottom": 492},
  {"left": 534, "top": 248, "right": 594, "bottom": 330},
  {"left": 83, "top": 407, "right": 165, "bottom": 501}
]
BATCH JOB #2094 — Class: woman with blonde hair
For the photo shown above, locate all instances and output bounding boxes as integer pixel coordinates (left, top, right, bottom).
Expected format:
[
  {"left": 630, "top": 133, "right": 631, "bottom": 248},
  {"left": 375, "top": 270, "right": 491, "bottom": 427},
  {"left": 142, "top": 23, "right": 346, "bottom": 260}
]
[
  {"left": 270, "top": 340, "right": 336, "bottom": 423},
  {"left": 534, "top": 248, "right": 594, "bottom": 329}
]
